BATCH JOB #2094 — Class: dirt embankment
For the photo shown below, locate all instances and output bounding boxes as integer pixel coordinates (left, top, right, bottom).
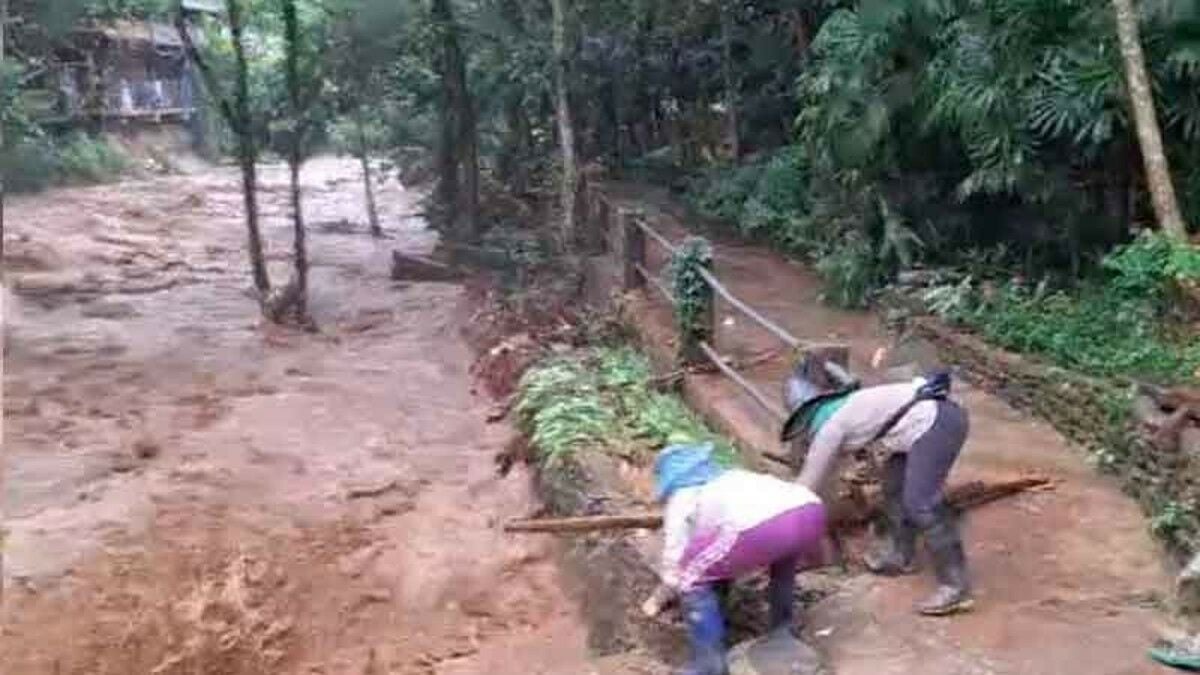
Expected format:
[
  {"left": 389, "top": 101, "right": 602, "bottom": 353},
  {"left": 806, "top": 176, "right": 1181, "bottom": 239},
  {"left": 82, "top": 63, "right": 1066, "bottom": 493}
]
[{"left": 1, "top": 159, "right": 613, "bottom": 674}]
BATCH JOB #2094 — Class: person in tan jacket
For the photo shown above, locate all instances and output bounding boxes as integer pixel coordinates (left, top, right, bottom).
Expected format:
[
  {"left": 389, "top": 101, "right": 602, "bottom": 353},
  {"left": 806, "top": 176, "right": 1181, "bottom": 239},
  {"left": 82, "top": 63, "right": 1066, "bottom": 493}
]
[{"left": 781, "top": 354, "right": 973, "bottom": 616}]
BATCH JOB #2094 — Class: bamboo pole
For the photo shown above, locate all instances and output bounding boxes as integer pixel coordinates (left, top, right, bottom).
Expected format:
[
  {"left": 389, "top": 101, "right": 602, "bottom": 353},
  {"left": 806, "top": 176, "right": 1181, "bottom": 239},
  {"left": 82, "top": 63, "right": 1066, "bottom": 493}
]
[{"left": 504, "top": 477, "right": 1052, "bottom": 534}]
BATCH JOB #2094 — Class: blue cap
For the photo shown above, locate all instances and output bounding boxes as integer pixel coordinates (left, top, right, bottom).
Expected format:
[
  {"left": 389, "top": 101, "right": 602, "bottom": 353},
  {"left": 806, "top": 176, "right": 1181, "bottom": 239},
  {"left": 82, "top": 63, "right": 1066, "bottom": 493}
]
[{"left": 653, "top": 442, "right": 724, "bottom": 502}]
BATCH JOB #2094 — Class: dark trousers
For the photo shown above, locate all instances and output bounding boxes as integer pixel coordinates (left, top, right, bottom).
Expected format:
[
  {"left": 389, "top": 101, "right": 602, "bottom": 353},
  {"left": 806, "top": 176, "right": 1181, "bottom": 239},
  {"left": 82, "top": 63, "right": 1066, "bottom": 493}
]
[{"left": 882, "top": 400, "right": 969, "bottom": 528}]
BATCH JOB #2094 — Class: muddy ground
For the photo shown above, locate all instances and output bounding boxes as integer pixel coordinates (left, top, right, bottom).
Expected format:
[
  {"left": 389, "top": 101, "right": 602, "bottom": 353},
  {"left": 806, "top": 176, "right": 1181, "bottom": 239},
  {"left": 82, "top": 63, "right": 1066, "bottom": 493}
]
[
  {"left": 598, "top": 182, "right": 1181, "bottom": 674},
  {"left": 1, "top": 159, "right": 658, "bottom": 674}
]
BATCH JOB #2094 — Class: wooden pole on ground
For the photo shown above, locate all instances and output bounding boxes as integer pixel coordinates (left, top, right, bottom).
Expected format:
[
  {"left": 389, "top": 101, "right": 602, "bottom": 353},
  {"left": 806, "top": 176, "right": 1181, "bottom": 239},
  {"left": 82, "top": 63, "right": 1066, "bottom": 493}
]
[{"left": 503, "top": 476, "right": 1052, "bottom": 534}]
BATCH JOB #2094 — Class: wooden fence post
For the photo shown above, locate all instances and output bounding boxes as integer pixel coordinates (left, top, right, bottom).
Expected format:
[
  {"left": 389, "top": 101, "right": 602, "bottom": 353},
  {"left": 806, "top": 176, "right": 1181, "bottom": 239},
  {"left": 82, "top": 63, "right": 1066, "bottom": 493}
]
[
  {"left": 622, "top": 209, "right": 646, "bottom": 291},
  {"left": 596, "top": 193, "right": 611, "bottom": 254}
]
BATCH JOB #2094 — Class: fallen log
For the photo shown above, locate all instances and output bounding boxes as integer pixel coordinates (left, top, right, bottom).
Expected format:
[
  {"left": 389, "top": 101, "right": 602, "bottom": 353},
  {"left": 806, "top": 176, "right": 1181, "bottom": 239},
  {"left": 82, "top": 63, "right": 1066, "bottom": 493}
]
[
  {"left": 504, "top": 476, "right": 1052, "bottom": 534},
  {"left": 390, "top": 251, "right": 463, "bottom": 282}
]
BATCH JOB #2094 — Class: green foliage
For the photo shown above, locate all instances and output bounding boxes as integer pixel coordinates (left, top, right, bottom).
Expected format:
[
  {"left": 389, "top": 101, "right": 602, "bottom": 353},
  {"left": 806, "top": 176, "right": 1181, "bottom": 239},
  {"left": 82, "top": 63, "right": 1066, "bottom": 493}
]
[
  {"left": 1103, "top": 231, "right": 1200, "bottom": 301},
  {"left": 1150, "top": 500, "right": 1199, "bottom": 551},
  {"left": 56, "top": 132, "right": 131, "bottom": 183},
  {"left": 1, "top": 132, "right": 131, "bottom": 193},
  {"left": 667, "top": 237, "right": 714, "bottom": 353},
  {"left": 927, "top": 270, "right": 1200, "bottom": 384},
  {"left": 516, "top": 346, "right": 737, "bottom": 466},
  {"left": 816, "top": 232, "right": 881, "bottom": 309}
]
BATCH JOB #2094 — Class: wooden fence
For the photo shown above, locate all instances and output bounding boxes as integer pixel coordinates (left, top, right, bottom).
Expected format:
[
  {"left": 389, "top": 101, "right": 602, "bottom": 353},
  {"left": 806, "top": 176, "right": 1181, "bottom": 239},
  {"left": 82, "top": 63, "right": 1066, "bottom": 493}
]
[{"left": 583, "top": 185, "right": 855, "bottom": 437}]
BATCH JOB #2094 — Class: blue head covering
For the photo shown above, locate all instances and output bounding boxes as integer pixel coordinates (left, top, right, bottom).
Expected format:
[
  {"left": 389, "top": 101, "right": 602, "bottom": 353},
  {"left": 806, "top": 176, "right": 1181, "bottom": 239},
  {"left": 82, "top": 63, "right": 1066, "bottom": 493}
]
[{"left": 653, "top": 442, "right": 725, "bottom": 502}]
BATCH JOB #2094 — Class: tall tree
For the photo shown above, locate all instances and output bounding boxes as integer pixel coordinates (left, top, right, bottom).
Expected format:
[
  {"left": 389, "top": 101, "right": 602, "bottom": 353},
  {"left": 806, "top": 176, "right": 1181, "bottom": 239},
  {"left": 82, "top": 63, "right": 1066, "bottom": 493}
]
[
  {"left": 550, "top": 0, "right": 578, "bottom": 252},
  {"left": 1, "top": 0, "right": 8, "bottom": 251},
  {"left": 430, "top": 0, "right": 479, "bottom": 241},
  {"left": 718, "top": 0, "right": 739, "bottom": 161},
  {"left": 279, "top": 0, "right": 312, "bottom": 323},
  {"left": 1111, "top": 0, "right": 1189, "bottom": 238},
  {"left": 353, "top": 108, "right": 382, "bottom": 237},
  {"left": 327, "top": 0, "right": 412, "bottom": 238},
  {"left": 176, "top": 0, "right": 272, "bottom": 295}
]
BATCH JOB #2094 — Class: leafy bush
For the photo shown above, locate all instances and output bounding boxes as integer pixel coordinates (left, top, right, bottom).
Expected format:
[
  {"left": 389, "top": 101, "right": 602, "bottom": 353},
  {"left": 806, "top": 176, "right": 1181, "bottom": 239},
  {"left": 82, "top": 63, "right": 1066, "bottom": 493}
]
[
  {"left": 816, "top": 232, "right": 881, "bottom": 309},
  {"left": 0, "top": 138, "right": 61, "bottom": 193},
  {"left": 56, "top": 133, "right": 131, "bottom": 184},
  {"left": 927, "top": 269, "right": 1200, "bottom": 384},
  {"left": 1, "top": 132, "right": 132, "bottom": 193},
  {"left": 1103, "top": 232, "right": 1200, "bottom": 302},
  {"left": 516, "top": 346, "right": 738, "bottom": 466}
]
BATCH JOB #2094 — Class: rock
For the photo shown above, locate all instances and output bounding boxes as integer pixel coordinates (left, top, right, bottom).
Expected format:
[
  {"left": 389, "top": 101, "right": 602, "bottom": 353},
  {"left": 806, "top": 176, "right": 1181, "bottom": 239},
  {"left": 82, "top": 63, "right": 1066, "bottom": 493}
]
[
  {"left": 132, "top": 437, "right": 161, "bottom": 460},
  {"left": 1180, "top": 426, "right": 1200, "bottom": 459},
  {"left": 338, "top": 544, "right": 382, "bottom": 579},
  {"left": 81, "top": 300, "right": 139, "bottom": 320},
  {"left": 390, "top": 251, "right": 463, "bottom": 282},
  {"left": 727, "top": 631, "right": 827, "bottom": 675},
  {"left": 1179, "top": 553, "right": 1200, "bottom": 615},
  {"left": 374, "top": 498, "right": 414, "bottom": 519}
]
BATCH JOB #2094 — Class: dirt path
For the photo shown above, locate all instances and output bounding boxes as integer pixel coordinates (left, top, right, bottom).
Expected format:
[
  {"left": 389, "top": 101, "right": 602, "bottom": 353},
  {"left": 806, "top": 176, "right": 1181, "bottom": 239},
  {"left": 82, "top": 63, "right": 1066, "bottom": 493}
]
[
  {"left": 1, "top": 160, "right": 628, "bottom": 674},
  {"left": 602, "top": 182, "right": 1177, "bottom": 675}
]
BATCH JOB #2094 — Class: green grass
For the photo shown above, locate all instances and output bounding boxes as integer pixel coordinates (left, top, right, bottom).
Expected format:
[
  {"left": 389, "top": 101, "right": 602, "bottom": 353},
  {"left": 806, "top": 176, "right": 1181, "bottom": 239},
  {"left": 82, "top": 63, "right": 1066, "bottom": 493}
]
[{"left": 515, "top": 345, "right": 738, "bottom": 466}]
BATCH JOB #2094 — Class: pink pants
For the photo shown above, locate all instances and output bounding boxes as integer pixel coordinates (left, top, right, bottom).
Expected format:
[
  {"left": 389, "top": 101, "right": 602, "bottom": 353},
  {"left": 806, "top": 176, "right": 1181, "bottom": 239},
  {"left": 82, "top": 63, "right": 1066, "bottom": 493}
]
[{"left": 676, "top": 502, "right": 827, "bottom": 591}]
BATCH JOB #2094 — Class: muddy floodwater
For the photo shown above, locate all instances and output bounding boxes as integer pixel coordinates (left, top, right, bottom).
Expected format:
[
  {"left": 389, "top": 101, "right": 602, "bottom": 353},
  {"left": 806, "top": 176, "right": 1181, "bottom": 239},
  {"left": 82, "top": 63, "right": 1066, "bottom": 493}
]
[{"left": 1, "top": 159, "right": 636, "bottom": 674}]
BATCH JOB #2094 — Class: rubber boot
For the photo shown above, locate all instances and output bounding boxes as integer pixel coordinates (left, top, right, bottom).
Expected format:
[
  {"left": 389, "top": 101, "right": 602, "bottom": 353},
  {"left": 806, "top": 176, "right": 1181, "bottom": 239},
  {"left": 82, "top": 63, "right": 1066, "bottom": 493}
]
[
  {"left": 767, "top": 556, "right": 797, "bottom": 636},
  {"left": 681, "top": 586, "right": 729, "bottom": 675},
  {"left": 916, "top": 508, "right": 974, "bottom": 616},
  {"left": 864, "top": 457, "right": 917, "bottom": 576}
]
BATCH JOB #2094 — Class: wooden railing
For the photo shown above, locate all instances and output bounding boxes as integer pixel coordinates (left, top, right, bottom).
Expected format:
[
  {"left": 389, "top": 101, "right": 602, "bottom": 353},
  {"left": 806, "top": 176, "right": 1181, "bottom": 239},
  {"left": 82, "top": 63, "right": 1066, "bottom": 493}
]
[{"left": 584, "top": 185, "right": 855, "bottom": 431}]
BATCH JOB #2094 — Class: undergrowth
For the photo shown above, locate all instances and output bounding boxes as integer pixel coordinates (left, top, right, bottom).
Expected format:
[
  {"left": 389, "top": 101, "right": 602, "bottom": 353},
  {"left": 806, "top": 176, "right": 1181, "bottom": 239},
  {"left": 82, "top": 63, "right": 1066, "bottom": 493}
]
[
  {"left": 920, "top": 233, "right": 1200, "bottom": 384},
  {"left": 515, "top": 345, "right": 737, "bottom": 466},
  {"left": 1, "top": 132, "right": 132, "bottom": 192},
  {"left": 686, "top": 147, "right": 898, "bottom": 309}
]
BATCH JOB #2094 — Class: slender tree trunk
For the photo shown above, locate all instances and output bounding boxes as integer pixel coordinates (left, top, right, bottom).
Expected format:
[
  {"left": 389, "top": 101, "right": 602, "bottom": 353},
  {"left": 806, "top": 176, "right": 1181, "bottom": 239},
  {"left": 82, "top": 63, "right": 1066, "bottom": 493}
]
[
  {"left": 180, "top": 0, "right": 271, "bottom": 295},
  {"left": 551, "top": 0, "right": 579, "bottom": 253},
  {"left": 228, "top": 0, "right": 271, "bottom": 294},
  {"left": 287, "top": 156, "right": 308, "bottom": 319},
  {"left": 1111, "top": 0, "right": 1188, "bottom": 238},
  {"left": 431, "top": 0, "right": 477, "bottom": 240},
  {"left": 719, "top": 2, "right": 740, "bottom": 161},
  {"left": 0, "top": 0, "right": 6, "bottom": 597},
  {"left": 458, "top": 88, "right": 479, "bottom": 241},
  {"left": 1, "top": 0, "right": 7, "bottom": 259},
  {"left": 355, "top": 109, "right": 382, "bottom": 237},
  {"left": 281, "top": 0, "right": 309, "bottom": 322}
]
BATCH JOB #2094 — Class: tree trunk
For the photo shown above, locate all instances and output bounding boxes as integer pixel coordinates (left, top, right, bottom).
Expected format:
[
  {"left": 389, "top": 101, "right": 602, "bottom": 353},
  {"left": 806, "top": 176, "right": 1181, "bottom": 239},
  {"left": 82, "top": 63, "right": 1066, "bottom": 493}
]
[
  {"left": 458, "top": 88, "right": 480, "bottom": 241},
  {"left": 719, "top": 2, "right": 740, "bottom": 161},
  {"left": 282, "top": 0, "right": 308, "bottom": 323},
  {"left": 1, "top": 0, "right": 7, "bottom": 260},
  {"left": 287, "top": 156, "right": 308, "bottom": 321},
  {"left": 177, "top": 1, "right": 270, "bottom": 296},
  {"left": 431, "top": 0, "right": 477, "bottom": 241},
  {"left": 355, "top": 109, "right": 382, "bottom": 237},
  {"left": 551, "top": 0, "right": 579, "bottom": 253},
  {"left": 228, "top": 0, "right": 271, "bottom": 294},
  {"left": 225, "top": 11, "right": 269, "bottom": 296},
  {"left": 1111, "top": 0, "right": 1189, "bottom": 239}
]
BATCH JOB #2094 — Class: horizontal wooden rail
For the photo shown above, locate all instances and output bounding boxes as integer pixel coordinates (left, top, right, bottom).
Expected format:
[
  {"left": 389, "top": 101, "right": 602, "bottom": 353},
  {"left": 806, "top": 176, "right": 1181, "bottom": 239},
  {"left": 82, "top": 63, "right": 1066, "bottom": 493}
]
[
  {"left": 696, "top": 266, "right": 801, "bottom": 350},
  {"left": 635, "top": 218, "right": 679, "bottom": 254},
  {"left": 635, "top": 262, "right": 676, "bottom": 306},
  {"left": 698, "top": 341, "right": 788, "bottom": 421},
  {"left": 590, "top": 189, "right": 857, "bottom": 445}
]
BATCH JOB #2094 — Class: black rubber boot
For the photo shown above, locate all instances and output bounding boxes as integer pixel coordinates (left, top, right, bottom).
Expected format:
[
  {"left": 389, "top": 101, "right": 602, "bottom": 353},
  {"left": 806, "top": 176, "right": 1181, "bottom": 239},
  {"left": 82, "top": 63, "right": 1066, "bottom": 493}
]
[
  {"left": 864, "top": 456, "right": 917, "bottom": 576},
  {"left": 916, "top": 507, "right": 974, "bottom": 616},
  {"left": 767, "top": 556, "right": 797, "bottom": 634}
]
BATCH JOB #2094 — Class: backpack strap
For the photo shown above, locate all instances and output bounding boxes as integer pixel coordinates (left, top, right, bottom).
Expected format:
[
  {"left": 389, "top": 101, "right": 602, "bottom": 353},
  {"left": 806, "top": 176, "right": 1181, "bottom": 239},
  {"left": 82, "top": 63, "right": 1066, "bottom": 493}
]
[{"left": 867, "top": 370, "right": 952, "bottom": 446}]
